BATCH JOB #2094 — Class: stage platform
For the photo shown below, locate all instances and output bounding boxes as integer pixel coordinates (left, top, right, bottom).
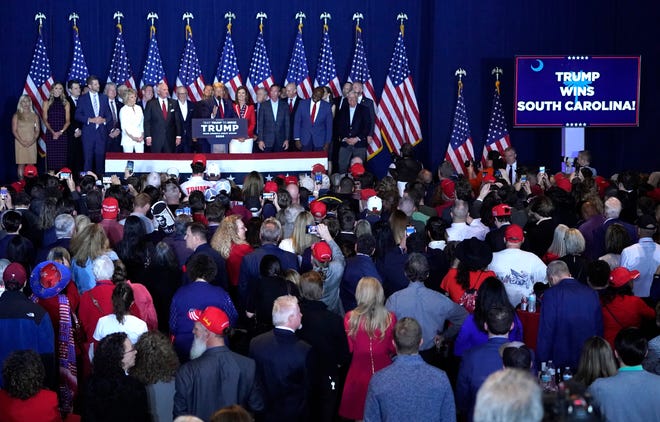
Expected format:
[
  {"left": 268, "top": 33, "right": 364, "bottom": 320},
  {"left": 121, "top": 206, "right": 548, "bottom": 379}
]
[{"left": 106, "top": 152, "right": 328, "bottom": 183}]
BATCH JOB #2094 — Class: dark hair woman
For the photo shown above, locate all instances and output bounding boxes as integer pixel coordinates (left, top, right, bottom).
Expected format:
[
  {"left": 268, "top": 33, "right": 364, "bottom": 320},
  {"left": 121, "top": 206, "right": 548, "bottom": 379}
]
[
  {"left": 0, "top": 350, "right": 61, "bottom": 422},
  {"left": 115, "top": 215, "right": 155, "bottom": 284},
  {"left": 83, "top": 332, "right": 149, "bottom": 421},
  {"left": 130, "top": 331, "right": 180, "bottom": 422},
  {"left": 454, "top": 277, "right": 524, "bottom": 357}
]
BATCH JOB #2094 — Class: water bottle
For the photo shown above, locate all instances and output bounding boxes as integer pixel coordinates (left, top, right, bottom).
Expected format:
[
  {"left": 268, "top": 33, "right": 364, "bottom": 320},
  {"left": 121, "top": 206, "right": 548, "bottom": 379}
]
[
  {"left": 528, "top": 292, "right": 537, "bottom": 313},
  {"left": 540, "top": 362, "right": 551, "bottom": 391},
  {"left": 562, "top": 366, "right": 573, "bottom": 381},
  {"left": 520, "top": 296, "right": 528, "bottom": 311},
  {"left": 547, "top": 360, "right": 557, "bottom": 391}
]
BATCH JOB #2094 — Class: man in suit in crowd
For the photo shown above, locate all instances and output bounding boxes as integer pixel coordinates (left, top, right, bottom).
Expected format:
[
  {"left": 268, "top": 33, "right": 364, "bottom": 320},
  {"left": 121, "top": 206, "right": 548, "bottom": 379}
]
[
  {"left": 174, "top": 306, "right": 263, "bottom": 420},
  {"left": 351, "top": 81, "right": 376, "bottom": 148},
  {"left": 143, "top": 82, "right": 181, "bottom": 153},
  {"left": 335, "top": 91, "right": 371, "bottom": 174},
  {"left": 284, "top": 82, "right": 302, "bottom": 146},
  {"left": 175, "top": 86, "right": 194, "bottom": 153},
  {"left": 340, "top": 234, "right": 382, "bottom": 312},
  {"left": 256, "top": 84, "right": 290, "bottom": 152},
  {"left": 249, "top": 295, "right": 313, "bottom": 422},
  {"left": 75, "top": 75, "right": 113, "bottom": 175},
  {"left": 139, "top": 85, "right": 154, "bottom": 109},
  {"left": 66, "top": 79, "right": 84, "bottom": 176},
  {"left": 104, "top": 82, "right": 123, "bottom": 153},
  {"left": 294, "top": 87, "right": 333, "bottom": 152}
]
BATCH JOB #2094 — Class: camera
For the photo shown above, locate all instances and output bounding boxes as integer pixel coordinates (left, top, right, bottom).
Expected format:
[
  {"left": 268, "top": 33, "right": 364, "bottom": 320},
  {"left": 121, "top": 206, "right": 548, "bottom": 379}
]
[{"left": 306, "top": 224, "right": 319, "bottom": 235}]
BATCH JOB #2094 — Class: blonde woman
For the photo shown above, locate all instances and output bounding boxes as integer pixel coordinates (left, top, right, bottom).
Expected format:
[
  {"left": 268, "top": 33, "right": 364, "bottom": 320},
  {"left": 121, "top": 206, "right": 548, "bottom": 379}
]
[
  {"left": 11, "top": 95, "right": 39, "bottom": 178},
  {"left": 211, "top": 214, "right": 253, "bottom": 291},
  {"left": 70, "top": 223, "right": 118, "bottom": 294},
  {"left": 119, "top": 88, "right": 145, "bottom": 153},
  {"left": 279, "top": 211, "right": 315, "bottom": 256},
  {"left": 339, "top": 277, "right": 396, "bottom": 421},
  {"left": 543, "top": 223, "right": 569, "bottom": 264},
  {"left": 42, "top": 82, "right": 70, "bottom": 171}
]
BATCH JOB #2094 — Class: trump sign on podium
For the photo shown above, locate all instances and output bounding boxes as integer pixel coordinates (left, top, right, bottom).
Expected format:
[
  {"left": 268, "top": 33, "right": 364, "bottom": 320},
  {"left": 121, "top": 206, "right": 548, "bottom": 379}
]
[{"left": 514, "top": 56, "right": 641, "bottom": 127}]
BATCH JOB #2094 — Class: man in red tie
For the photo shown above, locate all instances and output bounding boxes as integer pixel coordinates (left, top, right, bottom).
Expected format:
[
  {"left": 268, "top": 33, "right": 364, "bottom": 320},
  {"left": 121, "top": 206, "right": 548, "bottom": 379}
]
[
  {"left": 143, "top": 82, "right": 182, "bottom": 153},
  {"left": 293, "top": 87, "right": 333, "bottom": 152}
]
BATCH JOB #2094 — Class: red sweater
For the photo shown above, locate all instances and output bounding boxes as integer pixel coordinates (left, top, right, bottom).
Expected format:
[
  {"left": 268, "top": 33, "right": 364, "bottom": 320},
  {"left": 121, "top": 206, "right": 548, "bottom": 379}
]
[{"left": 601, "top": 295, "right": 655, "bottom": 346}]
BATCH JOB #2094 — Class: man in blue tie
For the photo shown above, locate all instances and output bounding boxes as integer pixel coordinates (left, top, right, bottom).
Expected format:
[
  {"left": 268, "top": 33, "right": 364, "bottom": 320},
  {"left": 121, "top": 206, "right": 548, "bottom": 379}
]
[{"left": 75, "top": 75, "right": 113, "bottom": 175}]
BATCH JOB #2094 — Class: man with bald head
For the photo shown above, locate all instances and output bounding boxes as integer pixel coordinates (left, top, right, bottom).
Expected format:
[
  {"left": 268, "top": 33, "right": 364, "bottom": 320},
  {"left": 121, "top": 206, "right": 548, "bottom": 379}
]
[
  {"left": 593, "top": 196, "right": 639, "bottom": 257},
  {"left": 143, "top": 82, "right": 182, "bottom": 153}
]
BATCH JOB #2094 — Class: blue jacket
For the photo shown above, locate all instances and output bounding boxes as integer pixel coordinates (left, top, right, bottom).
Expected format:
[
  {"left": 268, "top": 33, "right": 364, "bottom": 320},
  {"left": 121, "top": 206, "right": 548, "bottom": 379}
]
[
  {"left": 341, "top": 254, "right": 382, "bottom": 312},
  {"left": 238, "top": 244, "right": 300, "bottom": 307},
  {"left": 293, "top": 99, "right": 333, "bottom": 150},
  {"left": 537, "top": 278, "right": 603, "bottom": 369}
]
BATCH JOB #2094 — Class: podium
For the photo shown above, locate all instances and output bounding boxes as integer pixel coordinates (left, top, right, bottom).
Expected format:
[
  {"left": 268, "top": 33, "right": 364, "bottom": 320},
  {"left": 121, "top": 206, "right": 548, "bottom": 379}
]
[{"left": 192, "top": 118, "right": 248, "bottom": 153}]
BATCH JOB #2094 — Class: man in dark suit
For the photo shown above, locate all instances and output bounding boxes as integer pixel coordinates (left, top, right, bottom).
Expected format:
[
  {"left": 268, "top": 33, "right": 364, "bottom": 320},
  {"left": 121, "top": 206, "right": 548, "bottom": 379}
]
[
  {"left": 335, "top": 91, "right": 371, "bottom": 174},
  {"left": 249, "top": 295, "right": 313, "bottom": 422},
  {"left": 340, "top": 234, "right": 383, "bottom": 312},
  {"left": 139, "top": 85, "right": 154, "bottom": 109},
  {"left": 174, "top": 86, "right": 194, "bottom": 153},
  {"left": 143, "top": 82, "right": 182, "bottom": 153},
  {"left": 294, "top": 87, "right": 334, "bottom": 152},
  {"left": 66, "top": 80, "right": 84, "bottom": 176},
  {"left": 285, "top": 83, "right": 302, "bottom": 145},
  {"left": 75, "top": 75, "right": 113, "bottom": 175},
  {"left": 104, "top": 82, "right": 123, "bottom": 153},
  {"left": 238, "top": 218, "right": 299, "bottom": 307},
  {"left": 334, "top": 82, "right": 353, "bottom": 114},
  {"left": 184, "top": 222, "right": 228, "bottom": 289},
  {"left": 256, "top": 84, "right": 290, "bottom": 152}
]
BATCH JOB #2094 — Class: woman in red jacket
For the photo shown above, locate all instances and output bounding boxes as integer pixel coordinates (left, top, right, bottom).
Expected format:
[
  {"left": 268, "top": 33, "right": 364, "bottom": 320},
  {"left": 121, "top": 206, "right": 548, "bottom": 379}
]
[
  {"left": 232, "top": 86, "right": 256, "bottom": 139},
  {"left": 601, "top": 267, "right": 655, "bottom": 347}
]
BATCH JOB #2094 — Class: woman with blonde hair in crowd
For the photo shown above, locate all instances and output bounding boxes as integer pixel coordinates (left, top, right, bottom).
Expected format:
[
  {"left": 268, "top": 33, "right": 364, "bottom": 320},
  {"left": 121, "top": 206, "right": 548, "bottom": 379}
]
[
  {"left": 543, "top": 223, "right": 569, "bottom": 264},
  {"left": 340, "top": 277, "right": 396, "bottom": 421},
  {"left": 11, "top": 94, "right": 39, "bottom": 179},
  {"left": 279, "top": 211, "right": 315, "bottom": 257},
  {"left": 70, "top": 223, "right": 118, "bottom": 294},
  {"left": 42, "top": 82, "right": 70, "bottom": 172},
  {"left": 559, "top": 228, "right": 589, "bottom": 283},
  {"left": 211, "top": 214, "right": 253, "bottom": 295}
]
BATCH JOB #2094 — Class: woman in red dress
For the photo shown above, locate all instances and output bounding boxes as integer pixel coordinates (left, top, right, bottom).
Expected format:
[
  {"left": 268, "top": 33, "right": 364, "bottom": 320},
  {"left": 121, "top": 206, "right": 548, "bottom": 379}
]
[
  {"left": 232, "top": 86, "right": 256, "bottom": 139},
  {"left": 339, "top": 277, "right": 396, "bottom": 420}
]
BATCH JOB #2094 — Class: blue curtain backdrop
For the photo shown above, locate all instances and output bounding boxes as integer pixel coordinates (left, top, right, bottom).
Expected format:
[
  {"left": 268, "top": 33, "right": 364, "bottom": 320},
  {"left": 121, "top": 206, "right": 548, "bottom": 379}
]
[{"left": 1, "top": 0, "right": 658, "bottom": 182}]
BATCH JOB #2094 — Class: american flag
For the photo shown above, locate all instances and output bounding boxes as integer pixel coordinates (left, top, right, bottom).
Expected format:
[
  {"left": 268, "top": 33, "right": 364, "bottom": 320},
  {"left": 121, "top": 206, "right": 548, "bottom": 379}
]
[
  {"left": 285, "top": 29, "right": 313, "bottom": 99},
  {"left": 214, "top": 27, "right": 242, "bottom": 101},
  {"left": 23, "top": 29, "right": 53, "bottom": 157},
  {"left": 66, "top": 25, "right": 89, "bottom": 83},
  {"left": 246, "top": 31, "right": 274, "bottom": 102},
  {"left": 313, "top": 27, "right": 341, "bottom": 98},
  {"left": 446, "top": 81, "right": 475, "bottom": 175},
  {"left": 140, "top": 26, "right": 167, "bottom": 89},
  {"left": 175, "top": 26, "right": 205, "bottom": 102},
  {"left": 482, "top": 82, "right": 512, "bottom": 166},
  {"left": 377, "top": 32, "right": 422, "bottom": 155},
  {"left": 348, "top": 25, "right": 382, "bottom": 159},
  {"left": 107, "top": 23, "right": 136, "bottom": 89}
]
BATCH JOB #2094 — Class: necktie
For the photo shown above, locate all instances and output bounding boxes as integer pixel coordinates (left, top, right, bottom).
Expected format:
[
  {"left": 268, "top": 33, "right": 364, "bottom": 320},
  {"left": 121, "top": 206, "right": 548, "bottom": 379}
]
[
  {"left": 161, "top": 100, "right": 168, "bottom": 120},
  {"left": 311, "top": 102, "right": 317, "bottom": 124},
  {"left": 289, "top": 99, "right": 293, "bottom": 113},
  {"left": 110, "top": 101, "right": 117, "bottom": 124},
  {"left": 508, "top": 165, "right": 514, "bottom": 182},
  {"left": 220, "top": 100, "right": 224, "bottom": 118},
  {"left": 92, "top": 94, "right": 99, "bottom": 116}
]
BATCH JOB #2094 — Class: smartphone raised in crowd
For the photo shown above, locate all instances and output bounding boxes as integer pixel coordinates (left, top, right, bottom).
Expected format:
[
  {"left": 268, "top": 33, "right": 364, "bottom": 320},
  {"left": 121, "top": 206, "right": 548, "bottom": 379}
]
[
  {"left": 306, "top": 224, "right": 319, "bottom": 235},
  {"left": 126, "top": 160, "right": 134, "bottom": 174}
]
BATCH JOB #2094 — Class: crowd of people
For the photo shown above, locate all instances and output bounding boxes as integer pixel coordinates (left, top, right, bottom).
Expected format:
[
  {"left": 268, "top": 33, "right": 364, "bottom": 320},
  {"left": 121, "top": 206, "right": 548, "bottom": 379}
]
[
  {"left": 1, "top": 146, "right": 660, "bottom": 422},
  {"left": 12, "top": 76, "right": 375, "bottom": 180}
]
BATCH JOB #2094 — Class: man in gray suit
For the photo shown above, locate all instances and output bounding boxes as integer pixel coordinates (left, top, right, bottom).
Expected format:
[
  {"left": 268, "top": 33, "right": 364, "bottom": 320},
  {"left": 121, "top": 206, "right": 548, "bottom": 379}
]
[{"left": 256, "top": 84, "right": 290, "bottom": 152}]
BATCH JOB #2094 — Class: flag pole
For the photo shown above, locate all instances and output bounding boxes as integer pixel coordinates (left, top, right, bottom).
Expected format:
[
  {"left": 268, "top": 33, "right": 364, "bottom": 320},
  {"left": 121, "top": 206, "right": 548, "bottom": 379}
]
[
  {"left": 147, "top": 12, "right": 158, "bottom": 38},
  {"left": 455, "top": 68, "right": 466, "bottom": 95},
  {"left": 182, "top": 12, "right": 194, "bottom": 40},
  {"left": 397, "top": 13, "right": 408, "bottom": 37},
  {"left": 225, "top": 12, "right": 235, "bottom": 33},
  {"left": 492, "top": 67, "right": 503, "bottom": 94},
  {"left": 295, "top": 11, "right": 306, "bottom": 33},
  {"left": 113, "top": 11, "right": 124, "bottom": 33},
  {"left": 256, "top": 12, "right": 267, "bottom": 34}
]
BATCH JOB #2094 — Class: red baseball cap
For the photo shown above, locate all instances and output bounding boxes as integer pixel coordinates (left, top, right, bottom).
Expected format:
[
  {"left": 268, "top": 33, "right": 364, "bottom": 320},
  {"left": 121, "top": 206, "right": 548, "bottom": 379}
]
[
  {"left": 284, "top": 175, "right": 299, "bottom": 186},
  {"left": 192, "top": 154, "right": 207, "bottom": 167},
  {"left": 492, "top": 204, "right": 512, "bottom": 217},
  {"left": 441, "top": 179, "right": 456, "bottom": 200},
  {"left": 311, "top": 241, "right": 332, "bottom": 263},
  {"left": 3, "top": 262, "right": 27, "bottom": 287},
  {"left": 24, "top": 165, "right": 38, "bottom": 178},
  {"left": 312, "top": 163, "right": 326, "bottom": 174},
  {"left": 264, "top": 181, "right": 279, "bottom": 193},
  {"left": 59, "top": 167, "right": 72, "bottom": 174},
  {"left": 360, "top": 188, "right": 377, "bottom": 201},
  {"left": 350, "top": 163, "right": 365, "bottom": 178},
  {"left": 310, "top": 200, "right": 327, "bottom": 218},
  {"left": 609, "top": 267, "right": 640, "bottom": 289},
  {"left": 102, "top": 197, "right": 119, "bottom": 220},
  {"left": 504, "top": 224, "right": 524, "bottom": 243},
  {"left": 188, "top": 306, "right": 230, "bottom": 334}
]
